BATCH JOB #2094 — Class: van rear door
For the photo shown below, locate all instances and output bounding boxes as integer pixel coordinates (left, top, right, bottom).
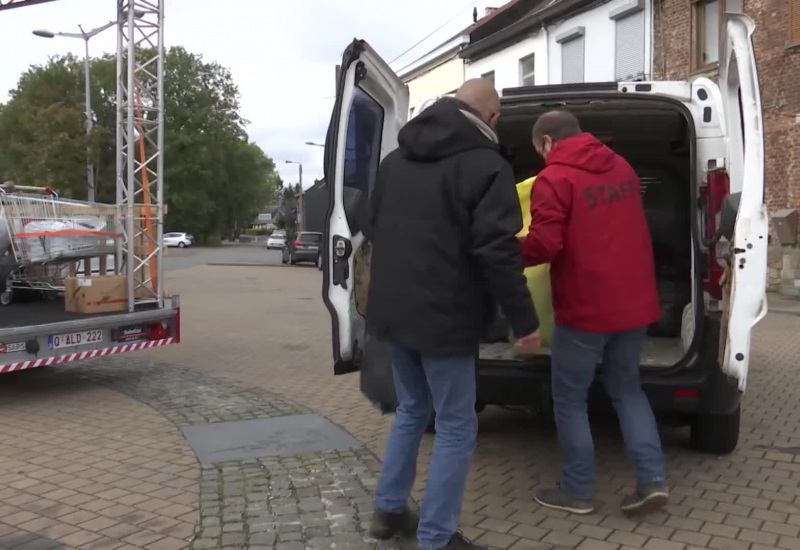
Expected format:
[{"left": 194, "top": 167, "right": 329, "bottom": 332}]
[
  {"left": 322, "top": 39, "right": 408, "bottom": 411},
  {"left": 717, "top": 14, "right": 768, "bottom": 391}
]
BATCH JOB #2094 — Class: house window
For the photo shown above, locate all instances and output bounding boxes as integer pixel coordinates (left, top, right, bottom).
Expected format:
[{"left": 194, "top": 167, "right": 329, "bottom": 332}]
[
  {"left": 790, "top": 0, "right": 800, "bottom": 44},
  {"left": 692, "top": 0, "right": 743, "bottom": 70},
  {"left": 614, "top": 10, "right": 646, "bottom": 80},
  {"left": 519, "top": 54, "right": 536, "bottom": 86},
  {"left": 561, "top": 37, "right": 585, "bottom": 84},
  {"left": 481, "top": 71, "right": 495, "bottom": 86}
]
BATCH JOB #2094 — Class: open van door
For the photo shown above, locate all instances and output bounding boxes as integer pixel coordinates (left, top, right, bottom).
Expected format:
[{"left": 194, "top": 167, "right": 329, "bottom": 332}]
[
  {"left": 322, "top": 39, "right": 408, "bottom": 410},
  {"left": 718, "top": 14, "right": 768, "bottom": 391}
]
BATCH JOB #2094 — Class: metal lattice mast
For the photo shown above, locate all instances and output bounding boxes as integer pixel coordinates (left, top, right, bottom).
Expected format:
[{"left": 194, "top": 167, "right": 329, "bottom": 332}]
[{"left": 116, "top": 0, "right": 165, "bottom": 311}]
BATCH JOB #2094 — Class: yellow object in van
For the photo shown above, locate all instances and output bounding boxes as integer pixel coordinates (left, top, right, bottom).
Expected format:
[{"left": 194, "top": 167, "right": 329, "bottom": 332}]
[{"left": 515, "top": 177, "right": 555, "bottom": 349}]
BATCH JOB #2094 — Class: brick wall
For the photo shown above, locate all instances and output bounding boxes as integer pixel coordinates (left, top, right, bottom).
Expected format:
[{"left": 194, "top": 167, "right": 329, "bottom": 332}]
[{"left": 652, "top": 0, "right": 800, "bottom": 215}]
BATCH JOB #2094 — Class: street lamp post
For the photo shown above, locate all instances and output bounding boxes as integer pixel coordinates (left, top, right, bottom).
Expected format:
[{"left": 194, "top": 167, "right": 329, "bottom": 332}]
[
  {"left": 285, "top": 160, "right": 304, "bottom": 232},
  {"left": 33, "top": 12, "right": 142, "bottom": 202}
]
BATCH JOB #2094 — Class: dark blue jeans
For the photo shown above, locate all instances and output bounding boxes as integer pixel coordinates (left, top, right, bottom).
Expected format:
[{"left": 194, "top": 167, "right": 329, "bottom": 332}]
[
  {"left": 551, "top": 325, "right": 666, "bottom": 500},
  {"left": 375, "top": 346, "right": 478, "bottom": 549}
]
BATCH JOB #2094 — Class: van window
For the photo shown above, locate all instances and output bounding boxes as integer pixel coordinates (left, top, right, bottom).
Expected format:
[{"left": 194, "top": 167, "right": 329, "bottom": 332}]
[{"left": 343, "top": 88, "right": 383, "bottom": 231}]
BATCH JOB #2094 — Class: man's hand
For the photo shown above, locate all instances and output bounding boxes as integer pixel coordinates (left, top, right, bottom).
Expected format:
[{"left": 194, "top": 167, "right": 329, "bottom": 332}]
[{"left": 515, "top": 330, "right": 541, "bottom": 354}]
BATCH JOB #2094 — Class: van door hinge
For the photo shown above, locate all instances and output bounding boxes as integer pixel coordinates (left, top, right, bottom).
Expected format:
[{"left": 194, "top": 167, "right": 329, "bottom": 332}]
[{"left": 332, "top": 235, "right": 353, "bottom": 289}]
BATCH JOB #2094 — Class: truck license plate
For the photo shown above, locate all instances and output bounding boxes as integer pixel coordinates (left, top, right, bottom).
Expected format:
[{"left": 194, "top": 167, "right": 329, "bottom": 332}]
[{"left": 48, "top": 330, "right": 104, "bottom": 350}]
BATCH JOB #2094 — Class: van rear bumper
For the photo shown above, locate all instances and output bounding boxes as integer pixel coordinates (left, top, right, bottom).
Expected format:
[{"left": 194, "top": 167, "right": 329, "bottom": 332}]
[{"left": 476, "top": 318, "right": 741, "bottom": 418}]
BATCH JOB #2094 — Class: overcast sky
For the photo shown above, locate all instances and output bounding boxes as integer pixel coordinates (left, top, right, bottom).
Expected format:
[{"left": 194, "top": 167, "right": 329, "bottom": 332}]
[{"left": 0, "top": 0, "right": 494, "bottom": 189}]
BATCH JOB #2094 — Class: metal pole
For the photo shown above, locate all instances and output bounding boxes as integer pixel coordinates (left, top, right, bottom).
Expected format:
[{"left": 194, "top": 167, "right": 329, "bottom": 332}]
[
  {"left": 125, "top": 3, "right": 136, "bottom": 311},
  {"left": 298, "top": 164, "right": 304, "bottom": 231},
  {"left": 83, "top": 36, "right": 95, "bottom": 202},
  {"left": 155, "top": 0, "right": 165, "bottom": 308}
]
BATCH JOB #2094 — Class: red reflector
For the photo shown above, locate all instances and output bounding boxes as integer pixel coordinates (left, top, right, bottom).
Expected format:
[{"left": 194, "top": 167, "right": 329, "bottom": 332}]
[
  {"left": 673, "top": 389, "right": 699, "bottom": 398},
  {"left": 147, "top": 322, "right": 170, "bottom": 341},
  {"left": 703, "top": 170, "right": 731, "bottom": 300}
]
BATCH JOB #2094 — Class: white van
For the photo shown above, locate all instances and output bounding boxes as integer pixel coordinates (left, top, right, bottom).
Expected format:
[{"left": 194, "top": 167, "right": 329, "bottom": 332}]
[{"left": 321, "top": 14, "right": 767, "bottom": 455}]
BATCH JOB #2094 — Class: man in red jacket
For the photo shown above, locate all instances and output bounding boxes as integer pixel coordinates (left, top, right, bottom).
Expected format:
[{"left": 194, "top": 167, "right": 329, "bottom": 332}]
[{"left": 521, "top": 110, "right": 668, "bottom": 517}]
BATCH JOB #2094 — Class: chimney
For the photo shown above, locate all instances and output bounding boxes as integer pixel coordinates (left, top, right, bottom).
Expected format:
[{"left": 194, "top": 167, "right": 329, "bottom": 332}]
[{"left": 485, "top": 6, "right": 498, "bottom": 16}]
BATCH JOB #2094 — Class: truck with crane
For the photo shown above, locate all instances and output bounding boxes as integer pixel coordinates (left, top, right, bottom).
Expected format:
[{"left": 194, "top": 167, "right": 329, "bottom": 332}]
[{"left": 0, "top": 0, "right": 179, "bottom": 374}]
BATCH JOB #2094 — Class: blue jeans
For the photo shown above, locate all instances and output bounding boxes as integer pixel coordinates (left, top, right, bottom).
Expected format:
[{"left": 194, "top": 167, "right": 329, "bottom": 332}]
[
  {"left": 375, "top": 346, "right": 478, "bottom": 549},
  {"left": 551, "top": 325, "right": 666, "bottom": 500}
]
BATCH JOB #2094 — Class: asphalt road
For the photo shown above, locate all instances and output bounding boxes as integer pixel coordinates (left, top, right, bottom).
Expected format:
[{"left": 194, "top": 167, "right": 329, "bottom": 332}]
[{"left": 163, "top": 243, "right": 286, "bottom": 272}]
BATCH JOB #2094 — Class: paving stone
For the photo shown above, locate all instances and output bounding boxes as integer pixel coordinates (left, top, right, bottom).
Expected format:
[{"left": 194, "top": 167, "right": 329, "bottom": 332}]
[{"left": 8, "top": 256, "right": 800, "bottom": 550}]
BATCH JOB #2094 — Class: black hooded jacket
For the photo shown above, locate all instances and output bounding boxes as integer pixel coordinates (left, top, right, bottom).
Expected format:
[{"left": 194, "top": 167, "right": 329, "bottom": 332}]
[{"left": 365, "top": 98, "right": 538, "bottom": 356}]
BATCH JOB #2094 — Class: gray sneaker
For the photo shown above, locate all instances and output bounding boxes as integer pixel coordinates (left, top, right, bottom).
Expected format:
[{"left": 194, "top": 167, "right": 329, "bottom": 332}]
[
  {"left": 534, "top": 487, "right": 595, "bottom": 515},
  {"left": 620, "top": 483, "right": 670, "bottom": 516}
]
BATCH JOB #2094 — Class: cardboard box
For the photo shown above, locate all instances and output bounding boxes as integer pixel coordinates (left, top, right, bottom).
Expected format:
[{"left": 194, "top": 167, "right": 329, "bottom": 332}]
[{"left": 65, "top": 275, "right": 128, "bottom": 314}]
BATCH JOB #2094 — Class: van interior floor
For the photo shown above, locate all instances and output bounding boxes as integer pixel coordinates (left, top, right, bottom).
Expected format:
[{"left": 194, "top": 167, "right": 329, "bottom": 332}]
[{"left": 479, "top": 336, "right": 685, "bottom": 368}]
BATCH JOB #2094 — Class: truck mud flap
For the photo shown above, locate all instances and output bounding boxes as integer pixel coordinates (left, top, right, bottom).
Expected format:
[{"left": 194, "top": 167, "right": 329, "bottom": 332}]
[{"left": 359, "top": 334, "right": 397, "bottom": 414}]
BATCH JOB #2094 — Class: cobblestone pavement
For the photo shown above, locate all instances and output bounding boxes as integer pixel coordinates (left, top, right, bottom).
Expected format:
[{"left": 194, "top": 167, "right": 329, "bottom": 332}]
[
  {"left": 0, "top": 370, "right": 198, "bottom": 550},
  {"left": 144, "top": 264, "right": 800, "bottom": 550},
  {"left": 3, "top": 255, "right": 800, "bottom": 550},
  {"left": 0, "top": 358, "right": 390, "bottom": 550}
]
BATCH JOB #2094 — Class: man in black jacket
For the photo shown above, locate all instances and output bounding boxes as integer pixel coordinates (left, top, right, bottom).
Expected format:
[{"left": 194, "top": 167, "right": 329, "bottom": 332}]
[{"left": 367, "top": 79, "right": 540, "bottom": 550}]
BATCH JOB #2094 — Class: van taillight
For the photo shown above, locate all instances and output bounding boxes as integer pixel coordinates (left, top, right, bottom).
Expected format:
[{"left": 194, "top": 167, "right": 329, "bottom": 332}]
[{"left": 702, "top": 170, "right": 730, "bottom": 300}]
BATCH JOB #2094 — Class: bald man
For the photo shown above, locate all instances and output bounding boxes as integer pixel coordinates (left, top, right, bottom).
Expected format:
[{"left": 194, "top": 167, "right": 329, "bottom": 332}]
[{"left": 366, "top": 80, "right": 540, "bottom": 550}]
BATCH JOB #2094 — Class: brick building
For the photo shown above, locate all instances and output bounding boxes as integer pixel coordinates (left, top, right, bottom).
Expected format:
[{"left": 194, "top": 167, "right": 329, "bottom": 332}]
[{"left": 652, "top": 0, "right": 800, "bottom": 217}]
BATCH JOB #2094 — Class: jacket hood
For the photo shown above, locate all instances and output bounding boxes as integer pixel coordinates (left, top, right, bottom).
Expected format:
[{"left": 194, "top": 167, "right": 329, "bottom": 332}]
[
  {"left": 398, "top": 98, "right": 499, "bottom": 162},
  {"left": 545, "top": 132, "right": 616, "bottom": 174}
]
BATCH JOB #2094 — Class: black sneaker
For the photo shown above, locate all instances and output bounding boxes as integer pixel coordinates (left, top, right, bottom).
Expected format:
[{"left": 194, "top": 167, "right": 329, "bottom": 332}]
[
  {"left": 441, "top": 532, "right": 487, "bottom": 550},
  {"left": 369, "top": 508, "right": 418, "bottom": 540},
  {"left": 534, "top": 487, "right": 595, "bottom": 515},
  {"left": 620, "top": 483, "right": 669, "bottom": 516}
]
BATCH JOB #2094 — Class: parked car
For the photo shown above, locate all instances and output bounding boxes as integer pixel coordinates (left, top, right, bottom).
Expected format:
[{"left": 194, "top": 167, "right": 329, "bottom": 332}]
[
  {"left": 163, "top": 232, "right": 193, "bottom": 248},
  {"left": 321, "top": 16, "right": 768, "bottom": 455},
  {"left": 282, "top": 232, "right": 323, "bottom": 268},
  {"left": 266, "top": 233, "right": 286, "bottom": 250}
]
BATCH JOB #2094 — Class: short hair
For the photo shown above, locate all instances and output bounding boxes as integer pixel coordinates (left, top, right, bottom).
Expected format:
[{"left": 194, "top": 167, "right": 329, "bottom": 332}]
[{"left": 532, "top": 110, "right": 582, "bottom": 145}]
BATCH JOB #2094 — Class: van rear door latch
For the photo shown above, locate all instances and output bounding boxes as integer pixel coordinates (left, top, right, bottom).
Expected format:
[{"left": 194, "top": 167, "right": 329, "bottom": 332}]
[{"left": 332, "top": 235, "right": 352, "bottom": 289}]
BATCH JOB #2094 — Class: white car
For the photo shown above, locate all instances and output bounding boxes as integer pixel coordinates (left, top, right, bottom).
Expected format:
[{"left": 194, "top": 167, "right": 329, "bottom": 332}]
[
  {"left": 163, "top": 232, "right": 194, "bottom": 248},
  {"left": 267, "top": 233, "right": 286, "bottom": 250}
]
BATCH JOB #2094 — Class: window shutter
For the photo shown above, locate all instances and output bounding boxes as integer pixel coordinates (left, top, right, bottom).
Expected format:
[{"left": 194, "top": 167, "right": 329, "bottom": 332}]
[
  {"left": 790, "top": 0, "right": 800, "bottom": 44},
  {"left": 615, "top": 11, "right": 646, "bottom": 80},
  {"left": 561, "top": 37, "right": 585, "bottom": 83}
]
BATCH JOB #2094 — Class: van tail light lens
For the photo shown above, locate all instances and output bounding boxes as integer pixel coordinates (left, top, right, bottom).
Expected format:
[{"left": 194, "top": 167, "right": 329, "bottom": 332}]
[
  {"left": 701, "top": 169, "right": 730, "bottom": 300},
  {"left": 293, "top": 241, "right": 303, "bottom": 248},
  {"left": 174, "top": 308, "right": 181, "bottom": 343},
  {"left": 147, "top": 321, "right": 171, "bottom": 341}
]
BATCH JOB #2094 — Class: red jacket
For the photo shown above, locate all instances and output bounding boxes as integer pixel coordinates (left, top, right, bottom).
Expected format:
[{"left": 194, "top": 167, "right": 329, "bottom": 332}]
[{"left": 521, "top": 133, "right": 660, "bottom": 334}]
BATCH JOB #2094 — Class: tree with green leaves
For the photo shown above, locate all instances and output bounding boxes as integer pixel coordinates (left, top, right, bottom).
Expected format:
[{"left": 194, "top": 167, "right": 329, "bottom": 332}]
[{"left": 0, "top": 47, "right": 280, "bottom": 244}]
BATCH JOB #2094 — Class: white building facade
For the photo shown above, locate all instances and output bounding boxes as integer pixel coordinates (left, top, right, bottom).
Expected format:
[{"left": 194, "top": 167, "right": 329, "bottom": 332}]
[
  {"left": 547, "top": 0, "right": 653, "bottom": 84},
  {"left": 464, "top": 32, "right": 549, "bottom": 91},
  {"left": 460, "top": 0, "right": 654, "bottom": 94}
]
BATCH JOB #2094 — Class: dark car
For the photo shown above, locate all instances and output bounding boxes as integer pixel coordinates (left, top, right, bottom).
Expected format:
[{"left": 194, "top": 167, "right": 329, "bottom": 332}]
[{"left": 282, "top": 232, "right": 323, "bottom": 268}]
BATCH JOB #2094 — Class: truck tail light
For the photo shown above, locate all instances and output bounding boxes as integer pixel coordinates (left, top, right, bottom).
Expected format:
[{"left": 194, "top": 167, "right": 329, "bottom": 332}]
[
  {"left": 147, "top": 321, "right": 171, "bottom": 341},
  {"left": 701, "top": 169, "right": 730, "bottom": 300}
]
